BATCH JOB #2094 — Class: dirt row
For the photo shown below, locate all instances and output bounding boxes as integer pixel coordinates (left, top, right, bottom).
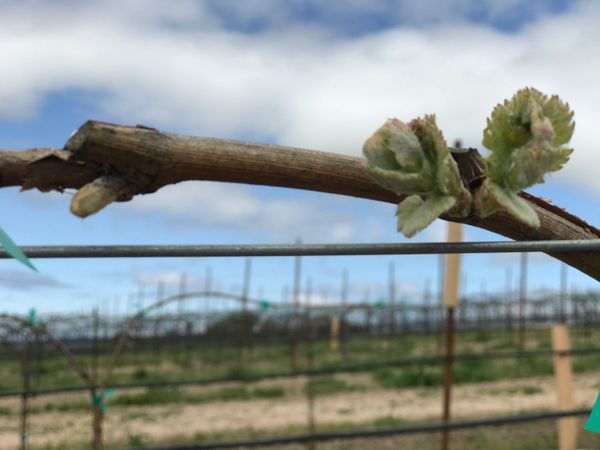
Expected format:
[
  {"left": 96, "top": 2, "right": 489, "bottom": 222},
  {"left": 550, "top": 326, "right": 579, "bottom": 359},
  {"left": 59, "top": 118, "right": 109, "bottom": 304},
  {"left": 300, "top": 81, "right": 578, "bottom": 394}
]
[{"left": 0, "top": 371, "right": 597, "bottom": 449}]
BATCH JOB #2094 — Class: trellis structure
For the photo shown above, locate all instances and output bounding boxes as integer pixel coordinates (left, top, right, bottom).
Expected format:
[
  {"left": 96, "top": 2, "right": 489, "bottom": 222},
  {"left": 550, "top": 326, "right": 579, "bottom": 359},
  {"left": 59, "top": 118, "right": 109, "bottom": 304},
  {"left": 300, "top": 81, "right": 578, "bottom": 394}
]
[{"left": 1, "top": 122, "right": 599, "bottom": 449}]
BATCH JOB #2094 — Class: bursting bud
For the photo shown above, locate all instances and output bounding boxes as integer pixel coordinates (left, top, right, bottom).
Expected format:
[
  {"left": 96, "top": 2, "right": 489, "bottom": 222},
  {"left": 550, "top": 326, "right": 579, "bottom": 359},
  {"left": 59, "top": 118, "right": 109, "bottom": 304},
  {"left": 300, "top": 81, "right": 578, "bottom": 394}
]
[
  {"left": 477, "top": 88, "right": 575, "bottom": 227},
  {"left": 363, "top": 115, "right": 469, "bottom": 237}
]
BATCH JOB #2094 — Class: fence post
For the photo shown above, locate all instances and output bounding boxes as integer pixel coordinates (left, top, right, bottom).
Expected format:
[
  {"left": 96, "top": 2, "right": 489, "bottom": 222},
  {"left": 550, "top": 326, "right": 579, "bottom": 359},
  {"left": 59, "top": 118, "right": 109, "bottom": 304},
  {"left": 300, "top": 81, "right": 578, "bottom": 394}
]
[
  {"left": 552, "top": 324, "right": 577, "bottom": 450},
  {"left": 441, "top": 222, "right": 462, "bottom": 450},
  {"left": 289, "top": 242, "right": 302, "bottom": 371},
  {"left": 19, "top": 331, "right": 31, "bottom": 450},
  {"left": 304, "top": 278, "right": 316, "bottom": 450},
  {"left": 91, "top": 307, "right": 104, "bottom": 450}
]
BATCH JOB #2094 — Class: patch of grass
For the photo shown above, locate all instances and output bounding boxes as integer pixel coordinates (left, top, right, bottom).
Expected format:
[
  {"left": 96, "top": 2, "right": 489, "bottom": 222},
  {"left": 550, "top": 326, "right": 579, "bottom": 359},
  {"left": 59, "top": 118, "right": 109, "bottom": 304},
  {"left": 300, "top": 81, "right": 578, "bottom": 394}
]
[
  {"left": 305, "top": 375, "right": 363, "bottom": 396},
  {"left": 101, "top": 384, "right": 285, "bottom": 408},
  {"left": 252, "top": 386, "right": 285, "bottom": 399},
  {"left": 34, "top": 400, "right": 90, "bottom": 413},
  {"left": 121, "top": 410, "right": 155, "bottom": 422},
  {"left": 573, "top": 353, "right": 600, "bottom": 373},
  {"left": 112, "top": 387, "right": 183, "bottom": 406},
  {"left": 488, "top": 385, "right": 543, "bottom": 396},
  {"left": 127, "top": 432, "right": 147, "bottom": 448},
  {"left": 214, "top": 386, "right": 251, "bottom": 401},
  {"left": 226, "top": 365, "right": 253, "bottom": 378},
  {"left": 372, "top": 415, "right": 406, "bottom": 428},
  {"left": 132, "top": 368, "right": 148, "bottom": 380},
  {"left": 454, "top": 358, "right": 496, "bottom": 383},
  {"left": 373, "top": 366, "right": 442, "bottom": 389}
]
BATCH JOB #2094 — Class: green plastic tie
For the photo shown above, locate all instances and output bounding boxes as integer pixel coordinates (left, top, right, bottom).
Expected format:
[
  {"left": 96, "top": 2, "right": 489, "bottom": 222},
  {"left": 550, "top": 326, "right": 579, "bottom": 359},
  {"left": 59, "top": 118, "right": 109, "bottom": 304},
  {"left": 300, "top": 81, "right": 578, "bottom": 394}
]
[
  {"left": 585, "top": 391, "right": 600, "bottom": 433},
  {"left": 28, "top": 308, "right": 39, "bottom": 327},
  {"left": 260, "top": 300, "right": 270, "bottom": 311},
  {"left": 0, "top": 227, "right": 37, "bottom": 271},
  {"left": 92, "top": 389, "right": 115, "bottom": 413}
]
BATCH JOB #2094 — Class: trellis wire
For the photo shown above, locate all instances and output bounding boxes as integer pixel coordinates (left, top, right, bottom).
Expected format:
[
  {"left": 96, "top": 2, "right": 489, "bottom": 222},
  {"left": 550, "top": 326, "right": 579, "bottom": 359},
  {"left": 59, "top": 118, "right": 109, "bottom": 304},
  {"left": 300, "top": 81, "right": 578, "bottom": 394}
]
[
  {"left": 121, "top": 409, "right": 591, "bottom": 450},
  {"left": 1, "top": 238, "right": 597, "bottom": 449},
  {"left": 1, "top": 239, "right": 599, "bottom": 259},
  {"left": 1, "top": 347, "right": 599, "bottom": 399}
]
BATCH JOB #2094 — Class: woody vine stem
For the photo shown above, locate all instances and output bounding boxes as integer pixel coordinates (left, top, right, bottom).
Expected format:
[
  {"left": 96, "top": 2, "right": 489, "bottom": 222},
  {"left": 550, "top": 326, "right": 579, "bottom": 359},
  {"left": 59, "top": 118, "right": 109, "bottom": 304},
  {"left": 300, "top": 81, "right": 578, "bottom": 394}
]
[{"left": 0, "top": 88, "right": 598, "bottom": 279}]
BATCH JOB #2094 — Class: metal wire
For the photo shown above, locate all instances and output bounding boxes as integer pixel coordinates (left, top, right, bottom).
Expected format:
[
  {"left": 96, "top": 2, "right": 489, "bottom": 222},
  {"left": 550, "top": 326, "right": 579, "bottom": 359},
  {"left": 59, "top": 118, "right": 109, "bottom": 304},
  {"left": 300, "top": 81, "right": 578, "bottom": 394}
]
[
  {"left": 1, "top": 238, "right": 596, "bottom": 449},
  {"left": 0, "top": 239, "right": 599, "bottom": 259},
  {"left": 124, "top": 408, "right": 591, "bottom": 450},
  {"left": 2, "top": 347, "right": 599, "bottom": 399}
]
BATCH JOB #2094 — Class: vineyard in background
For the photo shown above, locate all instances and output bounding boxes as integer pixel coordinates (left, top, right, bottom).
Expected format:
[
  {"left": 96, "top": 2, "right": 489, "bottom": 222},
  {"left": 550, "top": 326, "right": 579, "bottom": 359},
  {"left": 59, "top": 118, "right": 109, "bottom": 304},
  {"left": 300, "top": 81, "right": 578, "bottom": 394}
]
[{"left": 1, "top": 274, "right": 599, "bottom": 449}]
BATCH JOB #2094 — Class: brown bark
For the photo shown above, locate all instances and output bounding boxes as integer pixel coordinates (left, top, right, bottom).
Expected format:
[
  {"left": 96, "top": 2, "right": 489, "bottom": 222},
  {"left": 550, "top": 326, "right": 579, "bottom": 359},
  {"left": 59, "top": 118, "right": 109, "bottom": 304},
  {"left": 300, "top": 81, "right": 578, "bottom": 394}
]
[{"left": 1, "top": 120, "right": 599, "bottom": 280}]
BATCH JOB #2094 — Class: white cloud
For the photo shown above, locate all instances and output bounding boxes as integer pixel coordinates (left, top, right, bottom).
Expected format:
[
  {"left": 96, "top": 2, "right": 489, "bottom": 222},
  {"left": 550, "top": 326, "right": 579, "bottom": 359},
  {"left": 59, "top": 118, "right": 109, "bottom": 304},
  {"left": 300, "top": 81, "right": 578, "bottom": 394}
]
[
  {"left": 205, "top": 0, "right": 572, "bottom": 32},
  {"left": 136, "top": 271, "right": 198, "bottom": 287},
  {"left": 119, "top": 181, "right": 373, "bottom": 242},
  {"left": 1, "top": 0, "right": 599, "bottom": 213},
  {"left": 0, "top": 269, "right": 71, "bottom": 291}
]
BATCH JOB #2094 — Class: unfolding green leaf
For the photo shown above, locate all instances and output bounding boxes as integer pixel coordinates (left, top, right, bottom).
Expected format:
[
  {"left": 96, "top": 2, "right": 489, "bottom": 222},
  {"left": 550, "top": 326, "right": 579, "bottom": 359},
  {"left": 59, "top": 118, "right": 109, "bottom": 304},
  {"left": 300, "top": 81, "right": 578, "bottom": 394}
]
[
  {"left": 475, "top": 88, "right": 575, "bottom": 228},
  {"left": 482, "top": 87, "right": 574, "bottom": 192},
  {"left": 396, "top": 194, "right": 456, "bottom": 238},
  {"left": 363, "top": 116, "right": 469, "bottom": 237},
  {"left": 485, "top": 183, "right": 540, "bottom": 228}
]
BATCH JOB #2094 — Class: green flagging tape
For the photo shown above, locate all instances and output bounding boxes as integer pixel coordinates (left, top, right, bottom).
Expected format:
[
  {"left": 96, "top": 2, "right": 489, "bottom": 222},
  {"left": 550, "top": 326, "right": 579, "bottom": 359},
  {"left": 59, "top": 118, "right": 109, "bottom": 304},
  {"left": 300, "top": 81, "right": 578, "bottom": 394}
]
[
  {"left": 28, "top": 308, "right": 39, "bottom": 327},
  {"left": 260, "top": 301, "right": 270, "bottom": 311},
  {"left": 374, "top": 299, "right": 385, "bottom": 309},
  {"left": 585, "top": 391, "right": 600, "bottom": 433},
  {"left": 92, "top": 389, "right": 116, "bottom": 413},
  {"left": 0, "top": 227, "right": 36, "bottom": 271}
]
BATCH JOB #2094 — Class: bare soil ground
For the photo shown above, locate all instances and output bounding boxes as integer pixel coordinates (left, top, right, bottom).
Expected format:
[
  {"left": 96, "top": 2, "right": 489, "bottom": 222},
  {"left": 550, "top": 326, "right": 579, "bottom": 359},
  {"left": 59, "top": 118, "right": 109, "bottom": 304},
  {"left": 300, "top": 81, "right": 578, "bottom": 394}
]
[{"left": 0, "top": 371, "right": 598, "bottom": 449}]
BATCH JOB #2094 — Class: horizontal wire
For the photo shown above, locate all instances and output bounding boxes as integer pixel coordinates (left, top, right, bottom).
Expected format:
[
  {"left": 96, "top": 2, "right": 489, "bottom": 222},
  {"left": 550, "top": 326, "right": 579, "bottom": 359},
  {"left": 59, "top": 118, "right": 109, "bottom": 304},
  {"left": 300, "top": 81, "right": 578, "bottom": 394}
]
[
  {"left": 1, "top": 239, "right": 599, "bottom": 259},
  {"left": 124, "top": 408, "right": 591, "bottom": 450},
  {"left": 3, "top": 347, "right": 599, "bottom": 398}
]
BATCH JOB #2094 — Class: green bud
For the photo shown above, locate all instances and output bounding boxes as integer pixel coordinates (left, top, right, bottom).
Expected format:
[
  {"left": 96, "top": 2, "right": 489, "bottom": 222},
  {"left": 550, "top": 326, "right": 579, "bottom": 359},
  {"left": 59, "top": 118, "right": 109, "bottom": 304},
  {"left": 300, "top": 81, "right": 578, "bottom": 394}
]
[
  {"left": 478, "top": 87, "right": 575, "bottom": 227},
  {"left": 363, "top": 115, "right": 469, "bottom": 237}
]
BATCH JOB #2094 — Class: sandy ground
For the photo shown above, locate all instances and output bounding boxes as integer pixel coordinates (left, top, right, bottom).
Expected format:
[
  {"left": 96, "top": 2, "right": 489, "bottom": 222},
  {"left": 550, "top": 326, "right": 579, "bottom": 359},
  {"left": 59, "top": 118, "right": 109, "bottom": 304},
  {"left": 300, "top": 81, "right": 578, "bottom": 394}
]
[{"left": 0, "top": 371, "right": 598, "bottom": 449}]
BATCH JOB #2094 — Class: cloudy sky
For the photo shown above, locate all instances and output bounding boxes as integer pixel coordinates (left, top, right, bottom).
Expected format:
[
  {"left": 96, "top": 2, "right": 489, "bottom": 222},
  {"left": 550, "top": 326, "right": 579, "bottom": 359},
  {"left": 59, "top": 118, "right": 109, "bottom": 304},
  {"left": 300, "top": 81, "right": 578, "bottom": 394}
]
[{"left": 0, "top": 0, "right": 598, "bottom": 315}]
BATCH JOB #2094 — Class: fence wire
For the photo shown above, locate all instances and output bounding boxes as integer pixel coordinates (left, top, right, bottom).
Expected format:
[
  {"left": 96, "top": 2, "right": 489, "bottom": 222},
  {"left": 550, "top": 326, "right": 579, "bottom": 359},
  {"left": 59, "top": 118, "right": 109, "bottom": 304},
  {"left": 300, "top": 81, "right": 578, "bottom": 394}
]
[
  {"left": 0, "top": 239, "right": 599, "bottom": 259},
  {"left": 122, "top": 409, "right": 591, "bottom": 450},
  {"left": 1, "top": 238, "right": 598, "bottom": 449}
]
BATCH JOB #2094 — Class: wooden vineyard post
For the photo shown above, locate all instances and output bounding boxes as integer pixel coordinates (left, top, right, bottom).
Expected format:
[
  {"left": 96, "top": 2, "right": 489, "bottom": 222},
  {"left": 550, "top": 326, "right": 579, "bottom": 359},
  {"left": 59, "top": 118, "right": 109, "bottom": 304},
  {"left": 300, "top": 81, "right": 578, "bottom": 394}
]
[
  {"left": 441, "top": 222, "right": 462, "bottom": 450},
  {"left": 552, "top": 324, "right": 577, "bottom": 450},
  {"left": 91, "top": 307, "right": 103, "bottom": 450},
  {"left": 19, "top": 332, "right": 31, "bottom": 450}
]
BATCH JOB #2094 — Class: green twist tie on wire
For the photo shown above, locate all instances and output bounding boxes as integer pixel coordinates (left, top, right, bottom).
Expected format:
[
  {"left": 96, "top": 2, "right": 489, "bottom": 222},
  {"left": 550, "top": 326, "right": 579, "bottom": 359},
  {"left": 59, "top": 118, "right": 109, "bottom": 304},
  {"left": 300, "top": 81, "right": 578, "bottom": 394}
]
[
  {"left": 0, "top": 227, "right": 37, "bottom": 271},
  {"left": 260, "top": 301, "right": 270, "bottom": 311},
  {"left": 585, "top": 391, "right": 600, "bottom": 433},
  {"left": 92, "top": 389, "right": 115, "bottom": 413},
  {"left": 28, "top": 308, "right": 40, "bottom": 327}
]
